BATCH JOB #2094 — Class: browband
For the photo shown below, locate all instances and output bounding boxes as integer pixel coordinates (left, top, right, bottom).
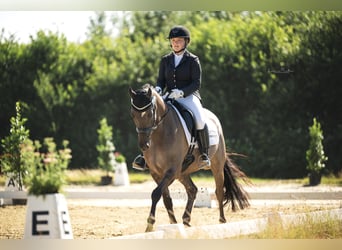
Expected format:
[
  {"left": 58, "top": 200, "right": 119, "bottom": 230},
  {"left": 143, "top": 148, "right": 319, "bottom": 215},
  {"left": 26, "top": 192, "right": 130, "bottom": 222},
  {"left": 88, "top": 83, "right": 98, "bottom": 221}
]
[{"left": 131, "top": 96, "right": 156, "bottom": 111}]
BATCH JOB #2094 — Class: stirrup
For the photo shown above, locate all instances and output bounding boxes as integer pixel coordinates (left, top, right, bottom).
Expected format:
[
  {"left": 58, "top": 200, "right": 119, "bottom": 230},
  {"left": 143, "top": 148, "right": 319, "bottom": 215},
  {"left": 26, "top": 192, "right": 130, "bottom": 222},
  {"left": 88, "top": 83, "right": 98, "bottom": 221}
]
[
  {"left": 132, "top": 155, "right": 148, "bottom": 171},
  {"left": 199, "top": 154, "right": 211, "bottom": 170}
]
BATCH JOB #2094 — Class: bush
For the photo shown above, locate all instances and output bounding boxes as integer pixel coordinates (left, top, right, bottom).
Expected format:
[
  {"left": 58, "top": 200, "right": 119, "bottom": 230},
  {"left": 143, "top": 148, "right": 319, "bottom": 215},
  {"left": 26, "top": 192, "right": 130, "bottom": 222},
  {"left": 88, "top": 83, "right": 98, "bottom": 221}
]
[{"left": 306, "top": 118, "right": 328, "bottom": 174}]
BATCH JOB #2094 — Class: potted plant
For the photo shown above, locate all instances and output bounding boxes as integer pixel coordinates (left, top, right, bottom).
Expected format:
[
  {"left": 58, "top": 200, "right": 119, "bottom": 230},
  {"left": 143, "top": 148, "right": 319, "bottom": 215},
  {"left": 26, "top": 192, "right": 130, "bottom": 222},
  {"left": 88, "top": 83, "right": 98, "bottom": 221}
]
[
  {"left": 113, "top": 152, "right": 130, "bottom": 186},
  {"left": 114, "top": 152, "right": 126, "bottom": 164},
  {"left": 0, "top": 102, "right": 30, "bottom": 204},
  {"left": 305, "top": 118, "right": 328, "bottom": 186},
  {"left": 96, "top": 118, "right": 116, "bottom": 185},
  {"left": 22, "top": 137, "right": 73, "bottom": 239},
  {"left": 23, "top": 138, "right": 71, "bottom": 195}
]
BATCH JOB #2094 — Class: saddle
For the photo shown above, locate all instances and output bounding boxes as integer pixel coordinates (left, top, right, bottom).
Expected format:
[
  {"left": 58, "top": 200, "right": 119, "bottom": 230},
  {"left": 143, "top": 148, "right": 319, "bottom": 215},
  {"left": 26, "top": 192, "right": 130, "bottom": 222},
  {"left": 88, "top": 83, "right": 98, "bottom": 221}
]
[
  {"left": 169, "top": 100, "right": 196, "bottom": 137},
  {"left": 167, "top": 100, "right": 197, "bottom": 171}
]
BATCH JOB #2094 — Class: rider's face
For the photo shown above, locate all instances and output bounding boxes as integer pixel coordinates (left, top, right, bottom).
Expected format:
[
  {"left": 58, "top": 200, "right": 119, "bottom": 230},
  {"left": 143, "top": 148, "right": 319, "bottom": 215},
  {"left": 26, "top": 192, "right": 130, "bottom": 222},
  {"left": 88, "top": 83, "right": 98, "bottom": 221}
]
[{"left": 170, "top": 37, "right": 186, "bottom": 53}]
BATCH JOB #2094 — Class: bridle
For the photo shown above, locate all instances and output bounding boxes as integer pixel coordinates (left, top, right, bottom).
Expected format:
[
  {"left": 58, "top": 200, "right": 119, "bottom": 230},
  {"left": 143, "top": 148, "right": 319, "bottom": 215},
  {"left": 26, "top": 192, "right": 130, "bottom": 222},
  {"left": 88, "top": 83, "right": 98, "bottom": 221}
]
[{"left": 131, "top": 94, "right": 170, "bottom": 137}]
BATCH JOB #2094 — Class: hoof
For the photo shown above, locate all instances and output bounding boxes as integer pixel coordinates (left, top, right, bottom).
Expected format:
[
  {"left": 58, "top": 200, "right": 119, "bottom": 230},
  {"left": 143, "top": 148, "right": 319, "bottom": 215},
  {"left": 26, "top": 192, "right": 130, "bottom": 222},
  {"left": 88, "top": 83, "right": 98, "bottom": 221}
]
[
  {"left": 145, "top": 223, "right": 153, "bottom": 232},
  {"left": 183, "top": 219, "right": 191, "bottom": 227},
  {"left": 183, "top": 222, "right": 191, "bottom": 227},
  {"left": 219, "top": 217, "right": 226, "bottom": 223}
]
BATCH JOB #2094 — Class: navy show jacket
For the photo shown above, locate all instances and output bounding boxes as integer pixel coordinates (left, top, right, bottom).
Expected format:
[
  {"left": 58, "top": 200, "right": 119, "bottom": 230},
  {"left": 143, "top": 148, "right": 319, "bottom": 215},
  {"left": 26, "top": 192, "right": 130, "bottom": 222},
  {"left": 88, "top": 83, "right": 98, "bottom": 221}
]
[{"left": 156, "top": 50, "right": 202, "bottom": 100}]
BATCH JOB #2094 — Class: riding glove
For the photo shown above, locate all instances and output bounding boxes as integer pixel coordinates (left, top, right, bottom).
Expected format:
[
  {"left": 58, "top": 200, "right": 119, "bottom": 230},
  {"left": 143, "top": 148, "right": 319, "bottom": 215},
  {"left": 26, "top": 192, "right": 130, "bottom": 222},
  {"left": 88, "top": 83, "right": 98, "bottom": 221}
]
[{"left": 169, "top": 88, "right": 184, "bottom": 99}]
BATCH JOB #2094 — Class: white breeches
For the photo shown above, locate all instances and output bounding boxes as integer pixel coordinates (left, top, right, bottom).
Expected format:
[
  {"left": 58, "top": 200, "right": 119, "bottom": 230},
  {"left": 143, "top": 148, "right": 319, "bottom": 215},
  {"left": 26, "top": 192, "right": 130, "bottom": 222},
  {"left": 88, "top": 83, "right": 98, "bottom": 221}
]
[{"left": 176, "top": 94, "right": 206, "bottom": 130}]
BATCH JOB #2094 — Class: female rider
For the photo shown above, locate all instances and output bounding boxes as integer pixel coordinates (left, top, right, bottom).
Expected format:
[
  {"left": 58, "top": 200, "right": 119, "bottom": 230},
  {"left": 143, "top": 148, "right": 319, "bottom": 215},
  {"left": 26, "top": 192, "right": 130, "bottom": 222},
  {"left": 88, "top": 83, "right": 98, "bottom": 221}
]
[{"left": 133, "top": 25, "right": 211, "bottom": 171}]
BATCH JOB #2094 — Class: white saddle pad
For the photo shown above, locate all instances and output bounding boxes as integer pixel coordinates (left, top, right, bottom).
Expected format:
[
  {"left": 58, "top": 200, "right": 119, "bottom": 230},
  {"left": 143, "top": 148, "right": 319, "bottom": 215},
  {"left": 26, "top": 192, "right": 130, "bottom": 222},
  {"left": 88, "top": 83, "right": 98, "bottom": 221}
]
[{"left": 170, "top": 104, "right": 219, "bottom": 147}]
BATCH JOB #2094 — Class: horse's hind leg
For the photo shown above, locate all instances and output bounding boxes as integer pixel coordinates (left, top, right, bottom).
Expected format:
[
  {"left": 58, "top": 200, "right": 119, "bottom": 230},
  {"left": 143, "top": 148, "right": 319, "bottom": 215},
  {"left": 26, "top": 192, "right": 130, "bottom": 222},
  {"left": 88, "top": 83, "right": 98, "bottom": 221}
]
[
  {"left": 179, "top": 175, "right": 198, "bottom": 227},
  {"left": 211, "top": 162, "right": 227, "bottom": 223}
]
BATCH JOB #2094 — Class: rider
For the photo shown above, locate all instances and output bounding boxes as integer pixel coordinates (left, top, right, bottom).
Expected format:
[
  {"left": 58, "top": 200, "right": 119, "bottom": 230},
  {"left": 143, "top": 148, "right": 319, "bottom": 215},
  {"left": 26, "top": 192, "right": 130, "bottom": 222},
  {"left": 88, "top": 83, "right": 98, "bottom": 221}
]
[{"left": 132, "top": 25, "right": 211, "bottom": 171}]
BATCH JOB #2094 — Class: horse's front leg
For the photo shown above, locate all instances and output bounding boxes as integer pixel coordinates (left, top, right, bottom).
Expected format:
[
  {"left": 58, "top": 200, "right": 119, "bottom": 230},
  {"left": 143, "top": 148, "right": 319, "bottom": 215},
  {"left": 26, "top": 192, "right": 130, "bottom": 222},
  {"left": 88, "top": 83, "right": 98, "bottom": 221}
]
[
  {"left": 146, "top": 168, "right": 175, "bottom": 232},
  {"left": 162, "top": 187, "right": 177, "bottom": 224},
  {"left": 151, "top": 172, "right": 177, "bottom": 224},
  {"left": 179, "top": 175, "right": 198, "bottom": 227},
  {"left": 145, "top": 185, "right": 160, "bottom": 232}
]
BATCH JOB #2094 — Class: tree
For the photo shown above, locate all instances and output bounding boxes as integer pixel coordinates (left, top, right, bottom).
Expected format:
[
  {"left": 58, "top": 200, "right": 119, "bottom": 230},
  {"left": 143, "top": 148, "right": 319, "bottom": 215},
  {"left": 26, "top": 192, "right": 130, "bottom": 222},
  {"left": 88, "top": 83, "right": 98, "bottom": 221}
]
[
  {"left": 128, "top": 11, "right": 172, "bottom": 40},
  {"left": 0, "top": 102, "right": 30, "bottom": 190},
  {"left": 96, "top": 118, "right": 116, "bottom": 182},
  {"left": 294, "top": 12, "right": 342, "bottom": 176},
  {"left": 0, "top": 30, "right": 30, "bottom": 144},
  {"left": 86, "top": 11, "right": 111, "bottom": 40}
]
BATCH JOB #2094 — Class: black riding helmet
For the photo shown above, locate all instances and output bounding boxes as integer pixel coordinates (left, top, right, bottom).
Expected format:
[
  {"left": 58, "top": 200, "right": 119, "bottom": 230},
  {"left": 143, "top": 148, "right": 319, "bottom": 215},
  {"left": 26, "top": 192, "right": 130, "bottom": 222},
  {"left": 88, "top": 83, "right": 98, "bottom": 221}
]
[
  {"left": 168, "top": 25, "right": 191, "bottom": 43},
  {"left": 168, "top": 26, "right": 190, "bottom": 53}
]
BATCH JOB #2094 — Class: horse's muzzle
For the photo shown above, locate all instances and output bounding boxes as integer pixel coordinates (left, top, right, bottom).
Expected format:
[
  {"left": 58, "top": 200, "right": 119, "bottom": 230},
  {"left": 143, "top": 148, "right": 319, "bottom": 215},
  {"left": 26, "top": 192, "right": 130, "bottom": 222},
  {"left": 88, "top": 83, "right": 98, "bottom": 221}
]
[
  {"left": 139, "top": 141, "right": 150, "bottom": 151},
  {"left": 136, "top": 126, "right": 153, "bottom": 151}
]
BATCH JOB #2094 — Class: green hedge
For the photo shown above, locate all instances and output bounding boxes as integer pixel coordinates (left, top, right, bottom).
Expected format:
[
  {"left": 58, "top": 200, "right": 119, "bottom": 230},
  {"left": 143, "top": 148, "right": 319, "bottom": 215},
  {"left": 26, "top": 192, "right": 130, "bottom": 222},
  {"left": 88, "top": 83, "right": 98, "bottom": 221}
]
[{"left": 1, "top": 11, "right": 341, "bottom": 178}]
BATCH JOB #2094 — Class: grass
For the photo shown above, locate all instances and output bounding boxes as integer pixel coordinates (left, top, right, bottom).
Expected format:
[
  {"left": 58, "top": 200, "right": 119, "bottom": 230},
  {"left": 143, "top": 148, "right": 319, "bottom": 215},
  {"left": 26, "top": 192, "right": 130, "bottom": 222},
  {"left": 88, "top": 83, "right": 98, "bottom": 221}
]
[
  {"left": 65, "top": 169, "right": 105, "bottom": 185},
  {"left": 236, "top": 213, "right": 342, "bottom": 239},
  {"left": 244, "top": 175, "right": 342, "bottom": 186},
  {"left": 65, "top": 169, "right": 153, "bottom": 185},
  {"left": 0, "top": 169, "right": 153, "bottom": 186},
  {"left": 0, "top": 169, "right": 341, "bottom": 186}
]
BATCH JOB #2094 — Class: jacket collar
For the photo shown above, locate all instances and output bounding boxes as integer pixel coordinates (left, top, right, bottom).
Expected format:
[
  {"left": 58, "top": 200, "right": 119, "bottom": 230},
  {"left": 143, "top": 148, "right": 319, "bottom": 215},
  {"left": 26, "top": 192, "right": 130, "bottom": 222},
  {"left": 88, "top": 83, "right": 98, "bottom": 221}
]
[{"left": 169, "top": 50, "right": 189, "bottom": 67}]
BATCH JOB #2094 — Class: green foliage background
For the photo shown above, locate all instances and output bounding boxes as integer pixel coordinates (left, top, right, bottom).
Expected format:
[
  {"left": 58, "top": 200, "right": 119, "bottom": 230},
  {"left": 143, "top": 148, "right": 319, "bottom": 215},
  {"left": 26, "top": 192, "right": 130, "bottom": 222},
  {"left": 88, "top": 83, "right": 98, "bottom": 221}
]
[{"left": 1, "top": 11, "right": 341, "bottom": 178}]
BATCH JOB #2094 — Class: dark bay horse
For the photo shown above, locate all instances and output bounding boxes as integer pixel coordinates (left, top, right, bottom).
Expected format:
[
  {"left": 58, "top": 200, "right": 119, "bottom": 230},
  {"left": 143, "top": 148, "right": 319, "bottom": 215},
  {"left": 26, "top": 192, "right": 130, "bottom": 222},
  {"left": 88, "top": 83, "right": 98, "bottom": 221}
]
[{"left": 129, "top": 84, "right": 250, "bottom": 232}]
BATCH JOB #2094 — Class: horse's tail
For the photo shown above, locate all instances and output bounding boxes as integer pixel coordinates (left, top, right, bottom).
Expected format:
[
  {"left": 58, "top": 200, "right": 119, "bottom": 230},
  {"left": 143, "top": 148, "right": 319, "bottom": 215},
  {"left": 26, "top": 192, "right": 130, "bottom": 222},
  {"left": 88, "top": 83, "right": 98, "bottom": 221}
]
[{"left": 223, "top": 154, "right": 251, "bottom": 211}]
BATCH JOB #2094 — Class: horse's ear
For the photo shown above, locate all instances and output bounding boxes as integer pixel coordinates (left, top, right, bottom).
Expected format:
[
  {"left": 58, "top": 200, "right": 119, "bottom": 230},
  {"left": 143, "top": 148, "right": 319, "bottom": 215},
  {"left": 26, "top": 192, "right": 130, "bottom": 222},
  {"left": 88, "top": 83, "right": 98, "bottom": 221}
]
[
  {"left": 129, "top": 87, "right": 136, "bottom": 98},
  {"left": 147, "top": 87, "right": 152, "bottom": 99}
]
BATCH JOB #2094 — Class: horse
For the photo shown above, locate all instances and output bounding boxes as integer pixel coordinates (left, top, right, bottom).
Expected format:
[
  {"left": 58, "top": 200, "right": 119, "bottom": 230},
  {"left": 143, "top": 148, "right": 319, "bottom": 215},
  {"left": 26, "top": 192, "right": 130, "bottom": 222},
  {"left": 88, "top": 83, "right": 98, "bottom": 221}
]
[{"left": 129, "top": 84, "right": 250, "bottom": 232}]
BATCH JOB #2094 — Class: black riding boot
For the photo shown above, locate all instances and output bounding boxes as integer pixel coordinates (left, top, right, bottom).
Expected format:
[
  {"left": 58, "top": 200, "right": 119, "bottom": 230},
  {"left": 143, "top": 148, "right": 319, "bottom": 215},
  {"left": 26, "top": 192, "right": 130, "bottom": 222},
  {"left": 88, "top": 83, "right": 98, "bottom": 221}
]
[
  {"left": 132, "top": 154, "right": 148, "bottom": 171},
  {"left": 197, "top": 124, "right": 211, "bottom": 170}
]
